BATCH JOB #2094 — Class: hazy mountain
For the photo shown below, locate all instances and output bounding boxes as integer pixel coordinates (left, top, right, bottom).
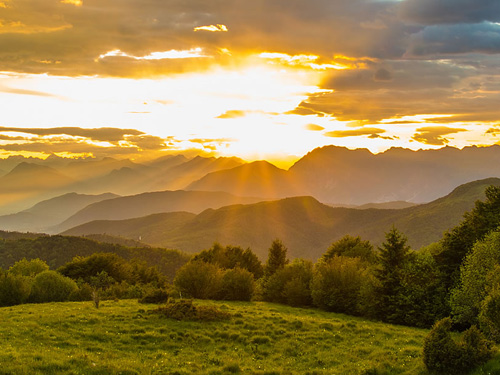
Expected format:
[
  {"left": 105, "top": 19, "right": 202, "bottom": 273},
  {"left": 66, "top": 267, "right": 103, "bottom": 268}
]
[
  {"left": 289, "top": 145, "right": 500, "bottom": 204},
  {"left": 187, "top": 160, "right": 304, "bottom": 198},
  {"left": 356, "top": 201, "right": 419, "bottom": 210},
  {"left": 54, "top": 190, "right": 267, "bottom": 233},
  {"left": 185, "top": 145, "right": 500, "bottom": 205},
  {"left": 152, "top": 155, "right": 245, "bottom": 191},
  {"left": 62, "top": 178, "right": 500, "bottom": 260},
  {"left": 0, "top": 163, "right": 76, "bottom": 214},
  {"left": 0, "top": 192, "right": 118, "bottom": 233}
]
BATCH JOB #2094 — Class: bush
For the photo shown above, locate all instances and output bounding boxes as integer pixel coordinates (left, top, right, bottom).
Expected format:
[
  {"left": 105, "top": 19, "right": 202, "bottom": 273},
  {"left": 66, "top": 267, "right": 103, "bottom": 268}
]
[
  {"left": 173, "top": 261, "right": 222, "bottom": 299},
  {"left": 29, "top": 271, "right": 78, "bottom": 303},
  {"left": 263, "top": 259, "right": 313, "bottom": 307},
  {"left": 0, "top": 272, "right": 31, "bottom": 306},
  {"left": 423, "top": 318, "right": 494, "bottom": 374},
  {"left": 311, "top": 256, "right": 369, "bottom": 314},
  {"left": 153, "top": 299, "right": 231, "bottom": 321},
  {"left": 219, "top": 267, "right": 255, "bottom": 301},
  {"left": 139, "top": 288, "right": 169, "bottom": 304}
]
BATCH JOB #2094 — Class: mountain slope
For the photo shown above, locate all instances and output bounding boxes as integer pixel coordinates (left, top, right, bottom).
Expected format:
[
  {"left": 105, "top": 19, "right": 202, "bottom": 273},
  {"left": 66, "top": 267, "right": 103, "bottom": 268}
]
[
  {"left": 0, "top": 192, "right": 118, "bottom": 233},
  {"left": 186, "top": 160, "right": 305, "bottom": 198},
  {"left": 62, "top": 178, "right": 500, "bottom": 260},
  {"left": 54, "top": 190, "right": 267, "bottom": 233}
]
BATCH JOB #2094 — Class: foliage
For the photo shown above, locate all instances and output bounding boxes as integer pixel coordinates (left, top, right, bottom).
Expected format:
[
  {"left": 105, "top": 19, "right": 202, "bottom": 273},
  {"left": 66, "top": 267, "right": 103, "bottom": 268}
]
[
  {"left": 479, "top": 284, "right": 500, "bottom": 342},
  {"left": 219, "top": 267, "right": 255, "bottom": 301},
  {"left": 311, "top": 256, "right": 370, "bottom": 314},
  {"left": 193, "top": 243, "right": 264, "bottom": 279},
  {"left": 29, "top": 270, "right": 78, "bottom": 303},
  {"left": 152, "top": 299, "right": 231, "bottom": 321},
  {"left": 0, "top": 271, "right": 31, "bottom": 306},
  {"left": 262, "top": 259, "right": 313, "bottom": 307},
  {"left": 264, "top": 239, "right": 289, "bottom": 277},
  {"left": 0, "top": 234, "right": 190, "bottom": 282},
  {"left": 423, "top": 318, "right": 494, "bottom": 374},
  {"left": 139, "top": 288, "right": 170, "bottom": 304},
  {"left": 8, "top": 258, "right": 49, "bottom": 277},
  {"left": 58, "top": 252, "right": 165, "bottom": 287},
  {"left": 396, "top": 250, "right": 448, "bottom": 327},
  {"left": 450, "top": 230, "right": 500, "bottom": 327},
  {"left": 321, "top": 235, "right": 376, "bottom": 263},
  {"left": 173, "top": 260, "right": 223, "bottom": 299},
  {"left": 437, "top": 185, "right": 500, "bottom": 287},
  {"left": 374, "top": 227, "right": 411, "bottom": 323}
]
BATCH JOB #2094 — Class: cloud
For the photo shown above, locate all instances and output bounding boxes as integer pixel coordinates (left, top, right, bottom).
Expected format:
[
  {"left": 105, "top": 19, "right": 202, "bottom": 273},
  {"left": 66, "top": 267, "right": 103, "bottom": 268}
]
[
  {"left": 400, "top": 0, "right": 500, "bottom": 25},
  {"left": 194, "top": 24, "right": 228, "bottom": 32},
  {"left": 216, "top": 110, "right": 247, "bottom": 119},
  {"left": 324, "top": 127, "right": 386, "bottom": 138},
  {"left": 0, "top": 86, "right": 57, "bottom": 97},
  {"left": 412, "top": 126, "right": 468, "bottom": 145},
  {"left": 406, "top": 22, "right": 500, "bottom": 56},
  {"left": 305, "top": 124, "right": 325, "bottom": 131},
  {"left": 0, "top": 126, "right": 144, "bottom": 142}
]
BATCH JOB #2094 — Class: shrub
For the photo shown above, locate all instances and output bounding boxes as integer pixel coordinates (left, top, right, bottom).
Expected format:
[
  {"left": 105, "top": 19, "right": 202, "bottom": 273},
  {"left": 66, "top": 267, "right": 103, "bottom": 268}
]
[
  {"left": 219, "top": 267, "right": 255, "bottom": 301},
  {"left": 9, "top": 258, "right": 49, "bottom": 277},
  {"left": 0, "top": 272, "right": 31, "bottom": 306},
  {"left": 263, "top": 259, "right": 313, "bottom": 307},
  {"left": 153, "top": 299, "right": 230, "bottom": 321},
  {"left": 139, "top": 288, "right": 169, "bottom": 304},
  {"left": 423, "top": 317, "right": 494, "bottom": 374},
  {"left": 29, "top": 271, "right": 78, "bottom": 303},
  {"left": 311, "top": 256, "right": 368, "bottom": 314},
  {"left": 173, "top": 261, "right": 222, "bottom": 299}
]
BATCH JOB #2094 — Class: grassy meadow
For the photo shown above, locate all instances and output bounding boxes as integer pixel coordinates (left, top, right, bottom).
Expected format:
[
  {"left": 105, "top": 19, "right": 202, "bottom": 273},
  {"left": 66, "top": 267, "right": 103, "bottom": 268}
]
[{"left": 0, "top": 299, "right": 498, "bottom": 375}]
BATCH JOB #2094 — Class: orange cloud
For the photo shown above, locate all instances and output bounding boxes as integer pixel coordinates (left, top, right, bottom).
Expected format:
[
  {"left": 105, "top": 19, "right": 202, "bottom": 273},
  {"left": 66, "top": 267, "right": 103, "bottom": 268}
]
[
  {"left": 194, "top": 24, "right": 228, "bottom": 32},
  {"left": 412, "top": 126, "right": 468, "bottom": 146},
  {"left": 324, "top": 128, "right": 386, "bottom": 138}
]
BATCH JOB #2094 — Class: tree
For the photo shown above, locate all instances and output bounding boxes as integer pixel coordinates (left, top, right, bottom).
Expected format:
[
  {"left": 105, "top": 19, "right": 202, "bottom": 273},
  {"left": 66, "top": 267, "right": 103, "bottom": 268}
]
[
  {"left": 193, "top": 243, "right": 264, "bottom": 279},
  {"left": 265, "top": 239, "right": 289, "bottom": 277},
  {"left": 374, "top": 227, "right": 411, "bottom": 323},
  {"left": 437, "top": 185, "right": 500, "bottom": 288},
  {"left": 450, "top": 230, "right": 500, "bottom": 328},
  {"left": 321, "top": 235, "right": 376, "bottom": 263},
  {"left": 9, "top": 258, "right": 49, "bottom": 277}
]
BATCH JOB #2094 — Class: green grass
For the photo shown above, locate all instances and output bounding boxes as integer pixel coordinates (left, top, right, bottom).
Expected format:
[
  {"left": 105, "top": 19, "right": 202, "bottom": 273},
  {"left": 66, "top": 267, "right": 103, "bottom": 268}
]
[{"left": 0, "top": 300, "right": 496, "bottom": 375}]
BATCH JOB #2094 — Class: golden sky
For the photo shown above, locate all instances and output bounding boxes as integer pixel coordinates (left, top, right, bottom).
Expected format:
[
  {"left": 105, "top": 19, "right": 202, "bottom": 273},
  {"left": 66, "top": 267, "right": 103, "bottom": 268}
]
[{"left": 1, "top": 0, "right": 500, "bottom": 167}]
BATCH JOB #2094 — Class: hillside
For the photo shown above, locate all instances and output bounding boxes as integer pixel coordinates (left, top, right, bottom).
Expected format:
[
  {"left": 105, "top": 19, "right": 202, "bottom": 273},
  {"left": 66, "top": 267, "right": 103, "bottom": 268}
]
[
  {"left": 0, "top": 299, "right": 430, "bottom": 374},
  {"left": 0, "top": 235, "right": 190, "bottom": 281},
  {"left": 54, "top": 190, "right": 266, "bottom": 233},
  {"left": 62, "top": 178, "right": 500, "bottom": 259},
  {"left": 0, "top": 192, "right": 118, "bottom": 233}
]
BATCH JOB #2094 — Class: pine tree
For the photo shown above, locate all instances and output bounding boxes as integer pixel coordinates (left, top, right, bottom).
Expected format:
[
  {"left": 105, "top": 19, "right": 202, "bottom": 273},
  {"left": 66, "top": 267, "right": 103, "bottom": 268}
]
[
  {"left": 265, "top": 239, "right": 289, "bottom": 277},
  {"left": 375, "top": 227, "right": 410, "bottom": 323}
]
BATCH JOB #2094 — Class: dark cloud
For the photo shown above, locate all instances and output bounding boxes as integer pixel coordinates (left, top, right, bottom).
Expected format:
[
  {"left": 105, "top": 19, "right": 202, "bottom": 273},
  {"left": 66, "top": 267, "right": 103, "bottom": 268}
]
[
  {"left": 324, "top": 127, "right": 386, "bottom": 138},
  {"left": 125, "top": 135, "right": 167, "bottom": 150},
  {"left": 0, "top": 0, "right": 413, "bottom": 76},
  {"left": 412, "top": 126, "right": 468, "bottom": 145},
  {"left": 400, "top": 0, "right": 500, "bottom": 25},
  {"left": 406, "top": 22, "right": 500, "bottom": 56}
]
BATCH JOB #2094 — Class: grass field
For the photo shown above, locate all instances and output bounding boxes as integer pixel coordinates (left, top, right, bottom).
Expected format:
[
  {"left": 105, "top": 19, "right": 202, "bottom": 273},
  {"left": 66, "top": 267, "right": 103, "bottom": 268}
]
[{"left": 0, "top": 299, "right": 497, "bottom": 375}]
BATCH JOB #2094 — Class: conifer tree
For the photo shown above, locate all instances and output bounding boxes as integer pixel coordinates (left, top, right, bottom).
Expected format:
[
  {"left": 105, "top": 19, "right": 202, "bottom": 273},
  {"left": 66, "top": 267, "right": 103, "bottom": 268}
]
[{"left": 265, "top": 239, "right": 289, "bottom": 277}]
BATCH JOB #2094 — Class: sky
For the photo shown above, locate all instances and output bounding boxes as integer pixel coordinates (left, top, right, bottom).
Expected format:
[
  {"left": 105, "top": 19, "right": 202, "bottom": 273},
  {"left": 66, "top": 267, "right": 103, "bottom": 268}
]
[{"left": 1, "top": 0, "right": 500, "bottom": 167}]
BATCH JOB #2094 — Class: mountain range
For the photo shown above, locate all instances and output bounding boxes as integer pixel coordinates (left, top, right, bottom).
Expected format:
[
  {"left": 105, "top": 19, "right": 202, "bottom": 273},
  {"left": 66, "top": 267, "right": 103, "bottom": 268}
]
[
  {"left": 61, "top": 177, "right": 500, "bottom": 260},
  {"left": 2, "top": 145, "right": 500, "bottom": 215}
]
